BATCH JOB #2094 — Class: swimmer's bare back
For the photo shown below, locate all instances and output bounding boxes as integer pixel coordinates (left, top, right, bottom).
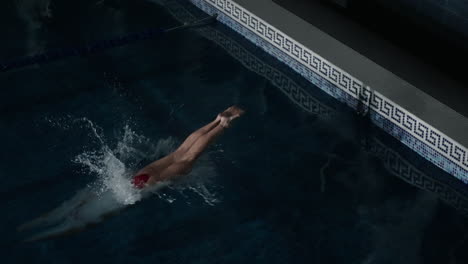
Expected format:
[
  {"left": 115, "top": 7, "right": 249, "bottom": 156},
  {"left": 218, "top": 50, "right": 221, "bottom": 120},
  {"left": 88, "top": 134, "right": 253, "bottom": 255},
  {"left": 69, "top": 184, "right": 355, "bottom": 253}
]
[{"left": 131, "top": 106, "right": 245, "bottom": 189}]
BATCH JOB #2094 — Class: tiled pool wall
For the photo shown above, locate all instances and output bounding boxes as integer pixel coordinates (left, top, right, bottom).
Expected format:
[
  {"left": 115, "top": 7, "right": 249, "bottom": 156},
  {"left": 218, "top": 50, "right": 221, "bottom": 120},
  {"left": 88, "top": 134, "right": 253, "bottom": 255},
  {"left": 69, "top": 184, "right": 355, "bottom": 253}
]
[
  {"left": 164, "top": 0, "right": 335, "bottom": 119},
  {"left": 188, "top": 0, "right": 468, "bottom": 182},
  {"left": 368, "top": 137, "right": 468, "bottom": 217}
]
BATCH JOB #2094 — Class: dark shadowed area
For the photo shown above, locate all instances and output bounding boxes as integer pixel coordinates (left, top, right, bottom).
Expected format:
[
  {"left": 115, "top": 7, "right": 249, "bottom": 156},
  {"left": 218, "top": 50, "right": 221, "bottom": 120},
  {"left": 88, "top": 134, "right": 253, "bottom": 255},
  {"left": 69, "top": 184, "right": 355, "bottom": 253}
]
[{"left": 1, "top": 1, "right": 467, "bottom": 263}]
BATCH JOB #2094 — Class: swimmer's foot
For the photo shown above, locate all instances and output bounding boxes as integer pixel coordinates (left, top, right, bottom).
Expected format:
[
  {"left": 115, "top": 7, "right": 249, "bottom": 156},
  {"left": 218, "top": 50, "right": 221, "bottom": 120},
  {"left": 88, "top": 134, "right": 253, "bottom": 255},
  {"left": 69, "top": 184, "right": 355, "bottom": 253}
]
[
  {"left": 219, "top": 106, "right": 245, "bottom": 128},
  {"left": 215, "top": 114, "right": 231, "bottom": 128}
]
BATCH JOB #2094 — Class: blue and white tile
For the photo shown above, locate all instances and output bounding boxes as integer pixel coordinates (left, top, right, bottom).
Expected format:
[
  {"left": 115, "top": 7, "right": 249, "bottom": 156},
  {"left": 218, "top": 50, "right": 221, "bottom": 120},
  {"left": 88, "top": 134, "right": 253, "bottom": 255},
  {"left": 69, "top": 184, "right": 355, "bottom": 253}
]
[{"left": 189, "top": 0, "right": 468, "bottom": 181}]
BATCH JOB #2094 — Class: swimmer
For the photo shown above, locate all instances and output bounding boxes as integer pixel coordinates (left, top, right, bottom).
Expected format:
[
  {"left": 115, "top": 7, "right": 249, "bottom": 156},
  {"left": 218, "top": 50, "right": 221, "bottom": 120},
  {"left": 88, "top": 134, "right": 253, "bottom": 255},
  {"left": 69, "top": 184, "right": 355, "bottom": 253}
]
[
  {"left": 17, "top": 106, "right": 244, "bottom": 242},
  {"left": 131, "top": 105, "right": 245, "bottom": 189}
]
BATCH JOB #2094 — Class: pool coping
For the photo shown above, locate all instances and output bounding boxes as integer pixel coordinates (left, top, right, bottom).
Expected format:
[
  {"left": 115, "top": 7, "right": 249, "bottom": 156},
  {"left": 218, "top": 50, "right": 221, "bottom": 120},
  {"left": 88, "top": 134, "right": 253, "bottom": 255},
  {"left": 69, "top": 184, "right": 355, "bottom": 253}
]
[{"left": 188, "top": 0, "right": 468, "bottom": 182}]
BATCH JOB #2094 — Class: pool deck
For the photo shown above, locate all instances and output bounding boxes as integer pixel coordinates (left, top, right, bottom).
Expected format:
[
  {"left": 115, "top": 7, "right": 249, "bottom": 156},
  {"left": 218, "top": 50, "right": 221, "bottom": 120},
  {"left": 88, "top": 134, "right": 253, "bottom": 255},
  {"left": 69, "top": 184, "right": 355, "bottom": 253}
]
[{"left": 189, "top": 0, "right": 467, "bottom": 180}]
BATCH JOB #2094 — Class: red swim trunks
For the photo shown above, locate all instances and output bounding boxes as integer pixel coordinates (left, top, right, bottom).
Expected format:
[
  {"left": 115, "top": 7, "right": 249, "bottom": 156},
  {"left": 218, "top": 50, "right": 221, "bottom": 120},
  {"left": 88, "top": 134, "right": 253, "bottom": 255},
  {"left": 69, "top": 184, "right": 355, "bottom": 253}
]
[{"left": 131, "top": 173, "right": 150, "bottom": 189}]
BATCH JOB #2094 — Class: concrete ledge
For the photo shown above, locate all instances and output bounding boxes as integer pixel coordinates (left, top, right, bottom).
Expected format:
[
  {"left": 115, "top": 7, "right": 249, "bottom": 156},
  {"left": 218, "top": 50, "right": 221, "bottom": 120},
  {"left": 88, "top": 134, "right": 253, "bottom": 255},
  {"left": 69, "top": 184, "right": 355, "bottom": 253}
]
[
  {"left": 188, "top": 0, "right": 467, "bottom": 181},
  {"left": 273, "top": 0, "right": 468, "bottom": 119}
]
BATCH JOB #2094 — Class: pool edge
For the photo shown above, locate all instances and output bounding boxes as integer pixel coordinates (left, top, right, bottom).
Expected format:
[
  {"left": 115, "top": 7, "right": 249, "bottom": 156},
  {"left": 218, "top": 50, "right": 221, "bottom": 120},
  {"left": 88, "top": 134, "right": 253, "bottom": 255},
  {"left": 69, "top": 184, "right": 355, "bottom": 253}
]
[{"left": 188, "top": 0, "right": 468, "bottom": 182}]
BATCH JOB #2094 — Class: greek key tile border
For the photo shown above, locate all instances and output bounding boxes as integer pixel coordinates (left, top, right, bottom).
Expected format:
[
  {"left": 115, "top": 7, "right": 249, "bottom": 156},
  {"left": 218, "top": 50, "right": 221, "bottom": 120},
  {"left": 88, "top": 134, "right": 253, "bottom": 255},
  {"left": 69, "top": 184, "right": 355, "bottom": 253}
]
[
  {"left": 369, "top": 137, "right": 468, "bottom": 216},
  {"left": 189, "top": 0, "right": 468, "bottom": 181},
  {"left": 202, "top": 28, "right": 335, "bottom": 118}
]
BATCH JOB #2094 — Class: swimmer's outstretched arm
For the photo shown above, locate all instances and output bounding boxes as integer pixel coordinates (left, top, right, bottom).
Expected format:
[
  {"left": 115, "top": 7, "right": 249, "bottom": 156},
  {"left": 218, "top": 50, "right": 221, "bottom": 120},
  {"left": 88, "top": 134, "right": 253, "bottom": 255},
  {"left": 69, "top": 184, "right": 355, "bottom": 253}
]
[{"left": 17, "top": 189, "right": 95, "bottom": 232}]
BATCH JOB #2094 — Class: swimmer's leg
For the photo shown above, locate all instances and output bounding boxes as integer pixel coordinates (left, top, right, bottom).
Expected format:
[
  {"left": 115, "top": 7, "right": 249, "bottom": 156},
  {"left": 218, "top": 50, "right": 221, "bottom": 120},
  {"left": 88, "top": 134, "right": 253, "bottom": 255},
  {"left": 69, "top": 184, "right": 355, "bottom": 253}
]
[
  {"left": 176, "top": 117, "right": 221, "bottom": 153},
  {"left": 148, "top": 124, "right": 226, "bottom": 184},
  {"left": 175, "top": 106, "right": 244, "bottom": 153},
  {"left": 184, "top": 122, "right": 226, "bottom": 161},
  {"left": 182, "top": 106, "right": 244, "bottom": 161},
  {"left": 137, "top": 118, "right": 221, "bottom": 175},
  {"left": 147, "top": 160, "right": 194, "bottom": 184}
]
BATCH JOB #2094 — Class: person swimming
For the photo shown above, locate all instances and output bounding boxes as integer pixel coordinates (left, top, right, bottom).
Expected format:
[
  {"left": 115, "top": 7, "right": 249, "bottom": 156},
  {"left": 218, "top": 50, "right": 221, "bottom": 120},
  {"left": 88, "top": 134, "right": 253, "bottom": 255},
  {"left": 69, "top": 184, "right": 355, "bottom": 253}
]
[
  {"left": 17, "top": 106, "right": 244, "bottom": 242},
  {"left": 130, "top": 105, "right": 245, "bottom": 189}
]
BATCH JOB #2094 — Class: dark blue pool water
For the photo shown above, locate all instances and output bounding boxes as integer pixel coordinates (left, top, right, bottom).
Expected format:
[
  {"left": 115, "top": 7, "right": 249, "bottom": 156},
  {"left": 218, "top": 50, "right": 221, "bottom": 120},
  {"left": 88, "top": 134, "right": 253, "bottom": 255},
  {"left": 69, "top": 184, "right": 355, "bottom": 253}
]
[{"left": 2, "top": 0, "right": 468, "bottom": 263}]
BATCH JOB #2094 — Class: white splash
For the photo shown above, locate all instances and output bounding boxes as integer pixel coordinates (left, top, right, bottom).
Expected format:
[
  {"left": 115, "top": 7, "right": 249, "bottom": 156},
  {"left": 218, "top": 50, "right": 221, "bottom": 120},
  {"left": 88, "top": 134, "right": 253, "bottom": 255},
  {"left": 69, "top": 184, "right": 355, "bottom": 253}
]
[{"left": 73, "top": 121, "right": 148, "bottom": 205}]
